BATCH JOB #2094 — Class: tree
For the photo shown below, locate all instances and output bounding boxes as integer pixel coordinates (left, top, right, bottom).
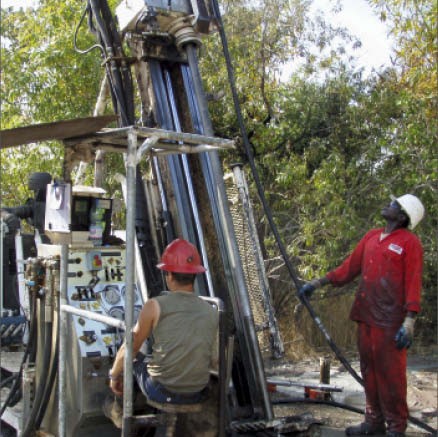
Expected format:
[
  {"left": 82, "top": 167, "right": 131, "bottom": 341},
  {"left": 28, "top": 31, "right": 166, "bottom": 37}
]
[
  {"left": 0, "top": 0, "right": 110, "bottom": 206},
  {"left": 369, "top": 0, "right": 437, "bottom": 110},
  {"left": 200, "top": 0, "right": 436, "bottom": 344}
]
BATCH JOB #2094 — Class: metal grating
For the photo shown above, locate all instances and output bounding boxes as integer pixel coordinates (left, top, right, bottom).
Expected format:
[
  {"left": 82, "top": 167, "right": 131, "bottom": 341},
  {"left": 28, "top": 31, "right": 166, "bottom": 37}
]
[{"left": 224, "top": 168, "right": 283, "bottom": 359}]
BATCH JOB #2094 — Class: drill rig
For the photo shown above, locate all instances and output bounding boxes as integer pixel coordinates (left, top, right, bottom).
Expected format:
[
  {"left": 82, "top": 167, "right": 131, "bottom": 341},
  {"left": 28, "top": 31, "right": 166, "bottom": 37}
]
[{"left": 0, "top": 0, "right": 322, "bottom": 435}]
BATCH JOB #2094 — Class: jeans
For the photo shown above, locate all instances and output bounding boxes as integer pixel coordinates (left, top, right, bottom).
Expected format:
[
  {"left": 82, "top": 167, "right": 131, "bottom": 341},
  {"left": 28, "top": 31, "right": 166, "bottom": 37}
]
[{"left": 133, "top": 356, "right": 208, "bottom": 405}]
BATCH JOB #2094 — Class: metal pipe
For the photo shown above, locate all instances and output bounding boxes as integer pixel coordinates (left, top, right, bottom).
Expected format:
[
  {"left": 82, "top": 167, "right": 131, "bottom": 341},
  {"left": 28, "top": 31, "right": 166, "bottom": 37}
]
[
  {"left": 15, "top": 233, "right": 29, "bottom": 322},
  {"left": 149, "top": 61, "right": 194, "bottom": 245},
  {"left": 60, "top": 304, "right": 125, "bottom": 330},
  {"left": 139, "top": 140, "right": 231, "bottom": 157},
  {"left": 164, "top": 69, "right": 214, "bottom": 297},
  {"left": 184, "top": 45, "right": 274, "bottom": 420},
  {"left": 122, "top": 128, "right": 137, "bottom": 437},
  {"left": 135, "top": 126, "right": 234, "bottom": 147},
  {"left": 114, "top": 173, "right": 149, "bottom": 303},
  {"left": 58, "top": 244, "right": 69, "bottom": 437},
  {"left": 266, "top": 378, "right": 342, "bottom": 392},
  {"left": 0, "top": 218, "right": 4, "bottom": 313},
  {"left": 199, "top": 296, "right": 226, "bottom": 436}
]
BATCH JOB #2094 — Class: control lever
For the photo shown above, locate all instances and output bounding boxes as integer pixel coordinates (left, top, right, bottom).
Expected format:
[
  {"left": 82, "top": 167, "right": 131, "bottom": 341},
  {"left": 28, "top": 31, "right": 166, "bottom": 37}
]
[{"left": 88, "top": 273, "right": 100, "bottom": 293}]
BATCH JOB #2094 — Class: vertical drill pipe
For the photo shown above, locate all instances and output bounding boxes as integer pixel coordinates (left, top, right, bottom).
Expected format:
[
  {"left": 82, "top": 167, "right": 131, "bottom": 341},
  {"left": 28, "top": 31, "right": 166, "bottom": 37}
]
[
  {"left": 163, "top": 68, "right": 214, "bottom": 296},
  {"left": 201, "top": 297, "right": 227, "bottom": 437},
  {"left": 122, "top": 128, "right": 137, "bottom": 437},
  {"left": 184, "top": 45, "right": 273, "bottom": 420},
  {"left": 58, "top": 244, "right": 69, "bottom": 437},
  {"left": 149, "top": 61, "right": 197, "bottom": 244}
]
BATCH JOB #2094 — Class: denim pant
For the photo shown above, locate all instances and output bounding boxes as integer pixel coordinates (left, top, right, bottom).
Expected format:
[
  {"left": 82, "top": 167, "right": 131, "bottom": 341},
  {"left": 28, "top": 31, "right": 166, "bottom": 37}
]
[{"left": 132, "top": 356, "right": 207, "bottom": 405}]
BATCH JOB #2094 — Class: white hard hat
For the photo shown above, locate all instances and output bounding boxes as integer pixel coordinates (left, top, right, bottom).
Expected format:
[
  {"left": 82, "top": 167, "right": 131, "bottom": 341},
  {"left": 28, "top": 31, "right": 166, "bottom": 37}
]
[{"left": 390, "top": 194, "right": 425, "bottom": 229}]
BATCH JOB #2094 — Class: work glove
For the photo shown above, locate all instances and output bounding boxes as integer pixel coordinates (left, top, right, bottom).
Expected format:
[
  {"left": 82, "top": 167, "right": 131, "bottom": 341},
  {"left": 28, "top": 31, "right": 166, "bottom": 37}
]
[
  {"left": 298, "top": 279, "right": 321, "bottom": 300},
  {"left": 395, "top": 316, "right": 415, "bottom": 350}
]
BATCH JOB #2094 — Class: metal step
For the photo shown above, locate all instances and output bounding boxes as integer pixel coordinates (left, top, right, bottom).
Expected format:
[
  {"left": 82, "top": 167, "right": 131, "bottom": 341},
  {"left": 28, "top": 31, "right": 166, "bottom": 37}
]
[
  {"left": 1, "top": 351, "right": 25, "bottom": 373},
  {"left": 0, "top": 387, "right": 23, "bottom": 433}
]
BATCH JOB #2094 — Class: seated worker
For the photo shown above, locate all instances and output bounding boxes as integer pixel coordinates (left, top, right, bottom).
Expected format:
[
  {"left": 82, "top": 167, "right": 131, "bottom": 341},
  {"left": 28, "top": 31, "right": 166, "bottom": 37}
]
[{"left": 107, "top": 238, "right": 219, "bottom": 425}]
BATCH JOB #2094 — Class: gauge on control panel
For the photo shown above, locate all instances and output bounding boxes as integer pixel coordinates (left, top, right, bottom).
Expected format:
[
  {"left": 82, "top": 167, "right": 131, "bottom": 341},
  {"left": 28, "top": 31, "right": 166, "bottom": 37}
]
[
  {"left": 121, "top": 285, "right": 140, "bottom": 303},
  {"left": 102, "top": 285, "right": 121, "bottom": 305},
  {"left": 109, "top": 307, "right": 125, "bottom": 321}
]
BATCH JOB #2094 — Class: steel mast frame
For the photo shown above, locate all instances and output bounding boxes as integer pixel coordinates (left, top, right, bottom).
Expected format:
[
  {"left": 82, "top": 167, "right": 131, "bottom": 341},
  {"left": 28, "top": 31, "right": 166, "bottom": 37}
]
[{"left": 58, "top": 125, "right": 234, "bottom": 437}]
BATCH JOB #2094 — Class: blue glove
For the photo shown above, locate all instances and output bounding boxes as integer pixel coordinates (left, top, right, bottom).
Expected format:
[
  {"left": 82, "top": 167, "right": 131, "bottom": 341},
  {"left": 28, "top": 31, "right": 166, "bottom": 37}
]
[
  {"left": 395, "top": 316, "right": 415, "bottom": 350},
  {"left": 298, "top": 280, "right": 320, "bottom": 300}
]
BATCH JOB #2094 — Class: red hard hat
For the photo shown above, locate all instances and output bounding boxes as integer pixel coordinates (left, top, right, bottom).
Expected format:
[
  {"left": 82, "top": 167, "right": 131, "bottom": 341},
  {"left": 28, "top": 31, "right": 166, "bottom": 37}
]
[{"left": 157, "top": 239, "right": 206, "bottom": 274}]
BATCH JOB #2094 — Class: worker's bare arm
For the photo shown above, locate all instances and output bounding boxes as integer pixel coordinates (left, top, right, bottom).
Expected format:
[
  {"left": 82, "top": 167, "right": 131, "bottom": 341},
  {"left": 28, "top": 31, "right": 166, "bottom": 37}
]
[
  {"left": 109, "top": 299, "right": 160, "bottom": 395},
  {"left": 132, "top": 299, "right": 160, "bottom": 354}
]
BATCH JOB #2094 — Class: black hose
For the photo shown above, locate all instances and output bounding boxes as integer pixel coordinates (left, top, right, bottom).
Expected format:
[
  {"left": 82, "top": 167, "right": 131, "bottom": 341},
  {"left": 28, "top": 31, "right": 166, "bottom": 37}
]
[
  {"left": 21, "top": 322, "right": 53, "bottom": 436},
  {"left": 0, "top": 374, "right": 17, "bottom": 389},
  {"left": 210, "top": 0, "right": 302, "bottom": 295},
  {"left": 34, "top": 292, "right": 60, "bottom": 430},
  {"left": 74, "top": 3, "right": 103, "bottom": 54},
  {"left": 99, "top": 0, "right": 135, "bottom": 124},
  {"left": 300, "top": 296, "right": 363, "bottom": 385},
  {"left": 210, "top": 1, "right": 437, "bottom": 434},
  {"left": 34, "top": 333, "right": 58, "bottom": 429},
  {"left": 87, "top": 0, "right": 131, "bottom": 125},
  {"left": 21, "top": 319, "right": 54, "bottom": 437}
]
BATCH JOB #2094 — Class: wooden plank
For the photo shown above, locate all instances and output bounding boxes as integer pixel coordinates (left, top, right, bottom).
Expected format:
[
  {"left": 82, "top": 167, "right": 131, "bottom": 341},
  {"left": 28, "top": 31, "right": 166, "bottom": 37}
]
[{"left": 0, "top": 115, "right": 117, "bottom": 149}]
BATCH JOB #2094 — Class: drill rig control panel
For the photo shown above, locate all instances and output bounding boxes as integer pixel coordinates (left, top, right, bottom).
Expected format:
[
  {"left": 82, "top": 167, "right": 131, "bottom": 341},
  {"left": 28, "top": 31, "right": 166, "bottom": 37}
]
[{"left": 66, "top": 247, "right": 143, "bottom": 359}]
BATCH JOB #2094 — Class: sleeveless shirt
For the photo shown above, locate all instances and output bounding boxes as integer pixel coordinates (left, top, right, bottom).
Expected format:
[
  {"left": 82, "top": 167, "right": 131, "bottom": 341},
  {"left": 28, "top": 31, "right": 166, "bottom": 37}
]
[{"left": 148, "top": 291, "right": 219, "bottom": 393}]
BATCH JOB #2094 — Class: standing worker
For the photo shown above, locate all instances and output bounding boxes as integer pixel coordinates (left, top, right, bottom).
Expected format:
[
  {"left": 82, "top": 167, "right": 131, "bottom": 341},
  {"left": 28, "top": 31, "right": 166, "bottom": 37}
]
[
  {"left": 299, "top": 194, "right": 425, "bottom": 437},
  {"left": 106, "top": 238, "right": 219, "bottom": 426}
]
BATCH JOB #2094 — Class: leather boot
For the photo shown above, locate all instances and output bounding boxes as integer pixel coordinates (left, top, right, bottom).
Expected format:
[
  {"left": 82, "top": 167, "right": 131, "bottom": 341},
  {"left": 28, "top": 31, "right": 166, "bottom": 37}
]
[{"left": 346, "top": 422, "right": 386, "bottom": 436}]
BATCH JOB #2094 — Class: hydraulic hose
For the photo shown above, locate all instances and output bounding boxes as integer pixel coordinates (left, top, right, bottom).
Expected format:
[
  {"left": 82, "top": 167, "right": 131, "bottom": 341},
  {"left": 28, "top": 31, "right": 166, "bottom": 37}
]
[
  {"left": 21, "top": 319, "right": 53, "bottom": 437},
  {"left": 87, "top": 0, "right": 134, "bottom": 126},
  {"left": 34, "top": 285, "right": 60, "bottom": 430},
  {"left": 0, "top": 374, "right": 16, "bottom": 389},
  {"left": 274, "top": 397, "right": 437, "bottom": 435},
  {"left": 300, "top": 296, "right": 363, "bottom": 385},
  {"left": 210, "top": 1, "right": 437, "bottom": 434},
  {"left": 34, "top": 327, "right": 58, "bottom": 429}
]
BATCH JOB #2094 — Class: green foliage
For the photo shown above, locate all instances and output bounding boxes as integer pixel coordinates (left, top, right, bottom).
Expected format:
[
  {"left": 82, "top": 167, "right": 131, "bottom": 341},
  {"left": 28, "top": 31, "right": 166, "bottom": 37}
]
[
  {"left": 368, "top": 0, "right": 437, "bottom": 109},
  {"left": 201, "top": 0, "right": 436, "bottom": 344},
  {"left": 0, "top": 0, "right": 435, "bottom": 345},
  {"left": 0, "top": 0, "right": 116, "bottom": 205}
]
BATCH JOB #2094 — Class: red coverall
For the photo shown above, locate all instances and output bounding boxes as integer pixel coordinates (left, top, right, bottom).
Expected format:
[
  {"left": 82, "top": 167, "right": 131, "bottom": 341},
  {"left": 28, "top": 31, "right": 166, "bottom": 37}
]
[{"left": 326, "top": 227, "right": 423, "bottom": 432}]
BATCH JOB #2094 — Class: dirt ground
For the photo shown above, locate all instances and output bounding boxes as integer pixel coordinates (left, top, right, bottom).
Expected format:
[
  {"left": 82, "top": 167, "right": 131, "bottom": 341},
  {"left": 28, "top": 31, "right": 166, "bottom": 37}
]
[{"left": 265, "top": 344, "right": 438, "bottom": 435}]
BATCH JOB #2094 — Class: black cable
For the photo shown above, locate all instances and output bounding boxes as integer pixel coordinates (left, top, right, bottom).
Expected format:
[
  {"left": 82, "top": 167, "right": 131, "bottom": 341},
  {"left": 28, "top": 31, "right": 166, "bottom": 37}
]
[
  {"left": 87, "top": 0, "right": 131, "bottom": 126},
  {"left": 0, "top": 374, "right": 17, "bottom": 389},
  {"left": 210, "top": 1, "right": 437, "bottom": 434},
  {"left": 275, "top": 397, "right": 437, "bottom": 434},
  {"left": 210, "top": 0, "right": 302, "bottom": 294},
  {"left": 74, "top": 3, "right": 104, "bottom": 55}
]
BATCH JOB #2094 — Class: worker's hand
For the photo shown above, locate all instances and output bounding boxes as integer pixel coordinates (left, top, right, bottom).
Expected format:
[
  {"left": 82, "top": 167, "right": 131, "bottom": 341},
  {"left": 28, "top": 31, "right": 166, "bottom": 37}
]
[
  {"left": 109, "top": 375, "right": 124, "bottom": 396},
  {"left": 395, "top": 316, "right": 415, "bottom": 350},
  {"left": 298, "top": 279, "right": 321, "bottom": 300}
]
